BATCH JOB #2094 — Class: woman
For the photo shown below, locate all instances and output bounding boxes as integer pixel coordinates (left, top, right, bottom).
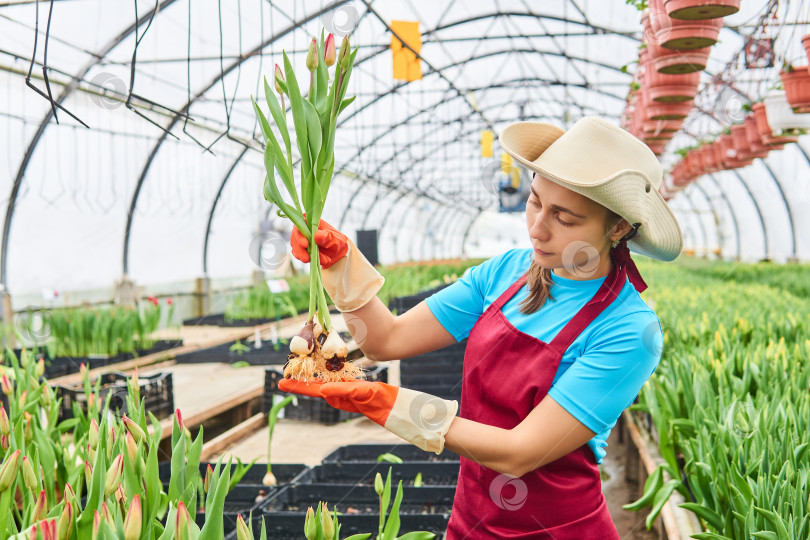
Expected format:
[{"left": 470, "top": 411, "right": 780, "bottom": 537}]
[{"left": 281, "top": 116, "right": 684, "bottom": 538}]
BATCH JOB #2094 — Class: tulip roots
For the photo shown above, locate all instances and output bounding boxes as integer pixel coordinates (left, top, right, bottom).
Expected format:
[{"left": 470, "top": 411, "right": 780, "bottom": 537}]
[{"left": 284, "top": 315, "right": 363, "bottom": 382}]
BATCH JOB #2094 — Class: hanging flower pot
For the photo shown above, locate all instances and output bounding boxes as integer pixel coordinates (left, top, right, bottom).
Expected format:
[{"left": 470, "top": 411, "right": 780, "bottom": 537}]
[
  {"left": 779, "top": 69, "right": 810, "bottom": 114},
  {"left": 646, "top": 141, "right": 668, "bottom": 155},
  {"left": 642, "top": 59, "right": 700, "bottom": 101},
  {"left": 664, "top": 0, "right": 740, "bottom": 20},
  {"left": 654, "top": 14, "right": 723, "bottom": 49},
  {"left": 751, "top": 102, "right": 799, "bottom": 146},
  {"left": 743, "top": 116, "right": 775, "bottom": 155},
  {"left": 698, "top": 143, "right": 720, "bottom": 173},
  {"left": 647, "top": 99, "right": 694, "bottom": 120},
  {"left": 730, "top": 123, "right": 767, "bottom": 161},
  {"left": 803, "top": 35, "right": 810, "bottom": 65},
  {"left": 763, "top": 90, "right": 810, "bottom": 134},
  {"left": 718, "top": 133, "right": 753, "bottom": 169},
  {"left": 647, "top": 39, "right": 711, "bottom": 74},
  {"left": 642, "top": 119, "right": 684, "bottom": 136}
]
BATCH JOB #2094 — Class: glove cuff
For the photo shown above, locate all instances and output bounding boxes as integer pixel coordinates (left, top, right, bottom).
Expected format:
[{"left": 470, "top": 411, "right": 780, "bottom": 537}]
[
  {"left": 320, "top": 238, "right": 385, "bottom": 312},
  {"left": 383, "top": 387, "right": 458, "bottom": 455}
]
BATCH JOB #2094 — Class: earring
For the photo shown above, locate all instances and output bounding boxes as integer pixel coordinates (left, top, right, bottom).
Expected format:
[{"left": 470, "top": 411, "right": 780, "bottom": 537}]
[{"left": 611, "top": 240, "right": 619, "bottom": 249}]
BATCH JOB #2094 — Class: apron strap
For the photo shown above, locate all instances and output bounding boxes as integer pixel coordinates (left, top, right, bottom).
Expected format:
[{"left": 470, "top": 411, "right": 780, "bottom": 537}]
[{"left": 549, "top": 240, "right": 646, "bottom": 352}]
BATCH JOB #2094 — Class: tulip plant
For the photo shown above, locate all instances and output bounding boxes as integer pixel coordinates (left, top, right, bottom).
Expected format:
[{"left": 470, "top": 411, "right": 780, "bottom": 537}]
[
  {"left": 623, "top": 259, "right": 810, "bottom": 537},
  {"left": 251, "top": 30, "right": 361, "bottom": 383},
  {"left": 0, "top": 348, "right": 239, "bottom": 539}
]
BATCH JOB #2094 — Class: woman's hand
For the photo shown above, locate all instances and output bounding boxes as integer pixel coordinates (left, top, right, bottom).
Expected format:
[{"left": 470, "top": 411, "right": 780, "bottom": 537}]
[
  {"left": 287, "top": 217, "right": 384, "bottom": 313},
  {"left": 289, "top": 216, "right": 349, "bottom": 268},
  {"left": 278, "top": 378, "right": 458, "bottom": 454}
]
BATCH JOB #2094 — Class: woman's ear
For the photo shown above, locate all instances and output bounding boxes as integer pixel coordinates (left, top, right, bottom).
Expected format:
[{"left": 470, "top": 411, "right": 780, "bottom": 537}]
[{"left": 612, "top": 219, "right": 633, "bottom": 242}]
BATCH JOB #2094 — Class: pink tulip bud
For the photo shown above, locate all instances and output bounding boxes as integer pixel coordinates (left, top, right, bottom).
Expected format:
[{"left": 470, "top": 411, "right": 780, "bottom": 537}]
[
  {"left": 89, "top": 419, "right": 99, "bottom": 449},
  {"left": 131, "top": 368, "right": 139, "bottom": 391},
  {"left": 115, "top": 483, "right": 126, "bottom": 503},
  {"left": 0, "top": 405, "right": 9, "bottom": 436},
  {"left": 306, "top": 38, "right": 319, "bottom": 71},
  {"left": 274, "top": 63, "right": 285, "bottom": 94},
  {"left": 80, "top": 363, "right": 87, "bottom": 379},
  {"left": 124, "top": 494, "right": 142, "bottom": 540},
  {"left": 87, "top": 392, "right": 96, "bottom": 410},
  {"left": 0, "top": 449, "right": 21, "bottom": 491},
  {"left": 22, "top": 456, "right": 37, "bottom": 491},
  {"left": 19, "top": 390, "right": 27, "bottom": 409},
  {"left": 125, "top": 432, "right": 138, "bottom": 466},
  {"left": 64, "top": 482, "right": 76, "bottom": 507},
  {"left": 84, "top": 460, "right": 93, "bottom": 488},
  {"left": 176, "top": 501, "right": 192, "bottom": 540},
  {"left": 0, "top": 435, "right": 8, "bottom": 451},
  {"left": 204, "top": 464, "right": 213, "bottom": 493},
  {"left": 122, "top": 416, "right": 146, "bottom": 444},
  {"left": 92, "top": 511, "right": 101, "bottom": 539},
  {"left": 100, "top": 502, "right": 113, "bottom": 525},
  {"left": 32, "top": 490, "right": 48, "bottom": 522},
  {"left": 324, "top": 33, "right": 336, "bottom": 67},
  {"left": 57, "top": 501, "right": 73, "bottom": 540},
  {"left": 167, "top": 297, "right": 173, "bottom": 306},
  {"left": 175, "top": 409, "right": 184, "bottom": 430},
  {"left": 338, "top": 36, "right": 351, "bottom": 69},
  {"left": 236, "top": 514, "right": 251, "bottom": 540},
  {"left": 1, "top": 375, "right": 11, "bottom": 395},
  {"left": 104, "top": 454, "right": 124, "bottom": 497}
]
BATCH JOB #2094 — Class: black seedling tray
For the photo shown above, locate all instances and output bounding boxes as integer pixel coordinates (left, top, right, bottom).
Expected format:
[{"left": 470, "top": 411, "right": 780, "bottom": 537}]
[
  {"left": 259, "top": 483, "right": 456, "bottom": 515},
  {"left": 174, "top": 342, "right": 291, "bottom": 365},
  {"left": 30, "top": 340, "right": 183, "bottom": 379},
  {"left": 322, "top": 444, "right": 460, "bottom": 464},
  {"left": 157, "top": 462, "right": 309, "bottom": 487},
  {"left": 224, "top": 512, "right": 448, "bottom": 540},
  {"left": 388, "top": 284, "right": 452, "bottom": 314},
  {"left": 296, "top": 462, "right": 459, "bottom": 487},
  {"left": 264, "top": 366, "right": 388, "bottom": 424},
  {"left": 52, "top": 371, "right": 173, "bottom": 422}
]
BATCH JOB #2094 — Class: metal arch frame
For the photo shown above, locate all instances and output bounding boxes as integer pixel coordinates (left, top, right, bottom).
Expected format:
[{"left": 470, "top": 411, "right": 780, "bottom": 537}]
[
  {"left": 460, "top": 210, "right": 486, "bottom": 256},
  {"left": 703, "top": 175, "right": 741, "bottom": 260},
  {"left": 337, "top": 90, "right": 624, "bottom": 231},
  {"left": 679, "top": 189, "right": 708, "bottom": 252},
  {"left": 689, "top": 182, "right": 723, "bottom": 255},
  {"left": 442, "top": 208, "right": 465, "bottom": 259},
  {"left": 122, "top": 2, "right": 351, "bottom": 275},
  {"left": 202, "top": 146, "right": 249, "bottom": 275},
  {"left": 727, "top": 169, "right": 768, "bottom": 258},
  {"left": 756, "top": 159, "right": 797, "bottom": 260},
  {"left": 392, "top": 197, "right": 423, "bottom": 261},
  {"left": 1, "top": 0, "right": 181, "bottom": 287}
]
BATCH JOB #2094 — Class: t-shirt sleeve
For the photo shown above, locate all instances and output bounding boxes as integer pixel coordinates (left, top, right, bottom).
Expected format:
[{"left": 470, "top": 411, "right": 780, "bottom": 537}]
[
  {"left": 547, "top": 311, "right": 663, "bottom": 434},
  {"left": 424, "top": 252, "right": 510, "bottom": 341}
]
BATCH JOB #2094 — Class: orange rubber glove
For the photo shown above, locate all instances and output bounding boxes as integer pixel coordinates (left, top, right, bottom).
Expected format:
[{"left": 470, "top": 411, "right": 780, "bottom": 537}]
[
  {"left": 289, "top": 216, "right": 348, "bottom": 269},
  {"left": 288, "top": 216, "right": 385, "bottom": 312},
  {"left": 278, "top": 379, "right": 458, "bottom": 454}
]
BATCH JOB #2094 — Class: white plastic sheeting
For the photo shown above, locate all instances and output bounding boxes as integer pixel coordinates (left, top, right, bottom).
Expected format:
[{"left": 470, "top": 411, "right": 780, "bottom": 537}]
[{"left": 0, "top": 0, "right": 808, "bottom": 299}]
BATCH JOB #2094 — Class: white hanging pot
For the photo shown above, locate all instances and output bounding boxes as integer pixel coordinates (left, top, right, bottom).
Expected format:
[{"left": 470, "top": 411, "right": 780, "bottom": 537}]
[{"left": 763, "top": 91, "right": 810, "bottom": 136}]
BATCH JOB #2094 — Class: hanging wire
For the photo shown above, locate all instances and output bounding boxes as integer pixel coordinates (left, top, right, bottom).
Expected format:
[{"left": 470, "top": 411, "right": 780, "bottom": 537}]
[
  {"left": 204, "top": 0, "right": 247, "bottom": 153},
  {"left": 183, "top": 0, "right": 213, "bottom": 153},
  {"left": 24, "top": 0, "right": 88, "bottom": 127},
  {"left": 125, "top": 0, "right": 186, "bottom": 140}
]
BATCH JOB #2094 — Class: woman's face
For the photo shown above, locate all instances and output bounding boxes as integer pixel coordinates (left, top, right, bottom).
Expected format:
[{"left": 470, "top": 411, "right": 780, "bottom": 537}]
[{"left": 526, "top": 173, "right": 628, "bottom": 280}]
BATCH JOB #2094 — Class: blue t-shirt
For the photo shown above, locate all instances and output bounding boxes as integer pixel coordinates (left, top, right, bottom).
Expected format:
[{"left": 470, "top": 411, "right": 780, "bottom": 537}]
[{"left": 425, "top": 248, "right": 663, "bottom": 464}]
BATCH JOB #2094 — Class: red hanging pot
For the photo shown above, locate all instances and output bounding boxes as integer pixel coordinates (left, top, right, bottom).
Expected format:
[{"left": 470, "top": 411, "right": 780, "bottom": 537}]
[
  {"left": 731, "top": 123, "right": 767, "bottom": 161},
  {"left": 664, "top": 0, "right": 740, "bottom": 20},
  {"left": 743, "top": 116, "right": 775, "bottom": 155},
  {"left": 779, "top": 69, "right": 810, "bottom": 114},
  {"left": 653, "top": 13, "right": 723, "bottom": 50},
  {"left": 698, "top": 144, "right": 720, "bottom": 173},
  {"left": 647, "top": 99, "right": 694, "bottom": 120},
  {"left": 718, "top": 133, "right": 753, "bottom": 169},
  {"left": 646, "top": 141, "right": 668, "bottom": 155},
  {"left": 642, "top": 119, "right": 684, "bottom": 135},
  {"left": 644, "top": 68, "right": 700, "bottom": 102},
  {"left": 752, "top": 102, "right": 799, "bottom": 146},
  {"left": 647, "top": 39, "right": 711, "bottom": 74}
]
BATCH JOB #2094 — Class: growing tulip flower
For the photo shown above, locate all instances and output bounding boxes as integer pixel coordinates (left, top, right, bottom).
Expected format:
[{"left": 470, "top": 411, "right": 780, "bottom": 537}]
[
  {"left": 324, "top": 33, "right": 336, "bottom": 66},
  {"left": 0, "top": 374, "right": 10, "bottom": 395},
  {"left": 305, "top": 38, "right": 319, "bottom": 71},
  {"left": 0, "top": 450, "right": 21, "bottom": 492},
  {"left": 22, "top": 456, "right": 38, "bottom": 491},
  {"left": 104, "top": 454, "right": 124, "bottom": 497},
  {"left": 124, "top": 494, "right": 141, "bottom": 540},
  {"left": 0, "top": 405, "right": 9, "bottom": 436}
]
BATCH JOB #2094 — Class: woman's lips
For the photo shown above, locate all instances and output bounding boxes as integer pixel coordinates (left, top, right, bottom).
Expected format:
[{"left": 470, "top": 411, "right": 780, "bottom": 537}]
[{"left": 534, "top": 248, "right": 552, "bottom": 256}]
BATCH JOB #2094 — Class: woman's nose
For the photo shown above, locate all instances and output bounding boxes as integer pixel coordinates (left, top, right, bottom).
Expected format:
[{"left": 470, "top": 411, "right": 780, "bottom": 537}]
[{"left": 529, "top": 211, "right": 551, "bottom": 240}]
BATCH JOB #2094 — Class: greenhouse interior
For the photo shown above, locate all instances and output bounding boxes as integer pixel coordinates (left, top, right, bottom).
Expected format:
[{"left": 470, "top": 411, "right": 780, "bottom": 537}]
[{"left": 0, "top": 0, "right": 809, "bottom": 538}]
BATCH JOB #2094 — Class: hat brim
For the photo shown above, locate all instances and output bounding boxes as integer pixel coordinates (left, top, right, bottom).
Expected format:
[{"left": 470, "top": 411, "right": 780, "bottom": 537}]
[{"left": 500, "top": 121, "right": 683, "bottom": 262}]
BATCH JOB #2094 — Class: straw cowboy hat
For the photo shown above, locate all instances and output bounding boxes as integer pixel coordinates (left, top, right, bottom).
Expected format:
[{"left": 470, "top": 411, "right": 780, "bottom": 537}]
[{"left": 499, "top": 116, "right": 683, "bottom": 262}]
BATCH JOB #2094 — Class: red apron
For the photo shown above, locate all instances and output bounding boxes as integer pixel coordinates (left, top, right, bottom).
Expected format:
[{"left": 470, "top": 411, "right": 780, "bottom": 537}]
[{"left": 445, "top": 245, "right": 646, "bottom": 539}]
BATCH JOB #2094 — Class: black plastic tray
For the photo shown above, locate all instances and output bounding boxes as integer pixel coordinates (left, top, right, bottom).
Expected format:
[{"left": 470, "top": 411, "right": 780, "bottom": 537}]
[
  {"left": 259, "top": 483, "right": 456, "bottom": 514},
  {"left": 157, "top": 462, "right": 309, "bottom": 486},
  {"left": 52, "top": 371, "right": 173, "bottom": 422},
  {"left": 264, "top": 366, "right": 388, "bottom": 424},
  {"left": 295, "top": 462, "right": 459, "bottom": 487},
  {"left": 224, "top": 512, "right": 448, "bottom": 540},
  {"left": 322, "top": 444, "right": 460, "bottom": 464}
]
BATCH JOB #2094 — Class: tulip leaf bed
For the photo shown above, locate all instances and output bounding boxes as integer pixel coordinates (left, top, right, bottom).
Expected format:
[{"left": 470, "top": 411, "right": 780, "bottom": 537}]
[
  {"left": 626, "top": 258, "right": 810, "bottom": 538},
  {"left": 15, "top": 298, "right": 174, "bottom": 360}
]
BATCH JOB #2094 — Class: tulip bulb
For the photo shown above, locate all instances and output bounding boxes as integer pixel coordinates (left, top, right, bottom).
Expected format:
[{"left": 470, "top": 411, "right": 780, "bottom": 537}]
[
  {"left": 290, "top": 319, "right": 316, "bottom": 355},
  {"left": 262, "top": 470, "right": 277, "bottom": 487},
  {"left": 320, "top": 331, "right": 348, "bottom": 361}
]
